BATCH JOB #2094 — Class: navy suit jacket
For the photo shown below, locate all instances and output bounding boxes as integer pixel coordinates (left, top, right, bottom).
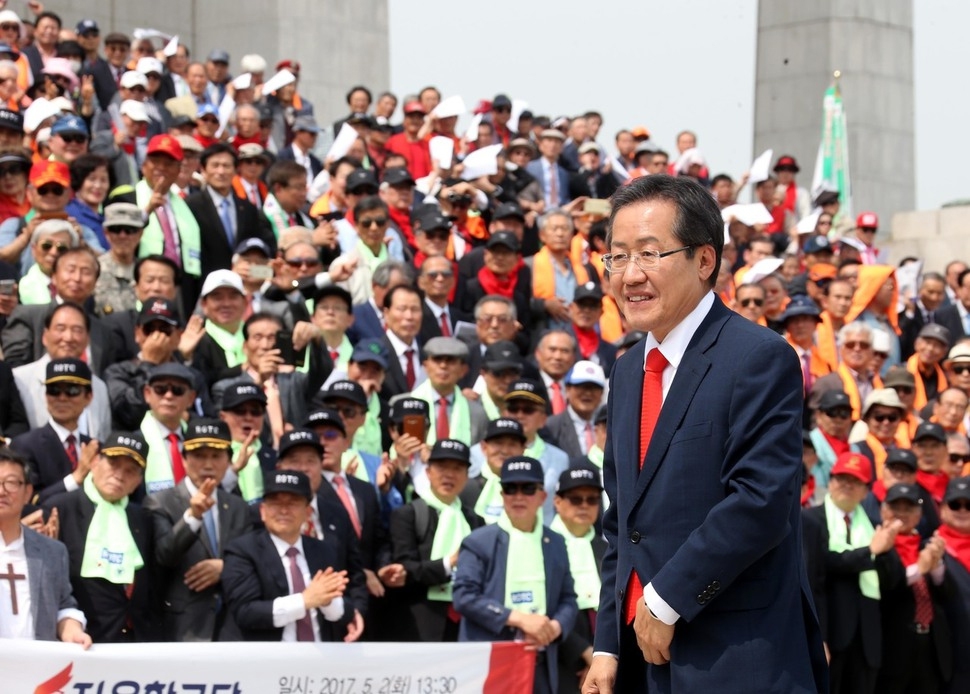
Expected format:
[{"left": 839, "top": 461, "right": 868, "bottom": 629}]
[
  {"left": 525, "top": 158, "right": 571, "bottom": 206},
  {"left": 596, "top": 297, "right": 827, "bottom": 692},
  {"left": 347, "top": 300, "right": 385, "bottom": 344},
  {"left": 11, "top": 424, "right": 92, "bottom": 504},
  {"left": 453, "top": 523, "right": 578, "bottom": 692},
  {"left": 276, "top": 145, "right": 323, "bottom": 180}
]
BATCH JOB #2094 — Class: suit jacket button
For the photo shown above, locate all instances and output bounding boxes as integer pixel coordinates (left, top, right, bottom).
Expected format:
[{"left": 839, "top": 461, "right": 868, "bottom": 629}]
[
  {"left": 712, "top": 581, "right": 720, "bottom": 591},
  {"left": 630, "top": 531, "right": 641, "bottom": 544},
  {"left": 697, "top": 594, "right": 705, "bottom": 604}
]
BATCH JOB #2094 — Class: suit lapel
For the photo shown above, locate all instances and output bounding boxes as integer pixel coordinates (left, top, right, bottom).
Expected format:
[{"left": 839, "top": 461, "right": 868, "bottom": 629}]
[
  {"left": 90, "top": 320, "right": 104, "bottom": 373},
  {"left": 632, "top": 302, "right": 728, "bottom": 505},
  {"left": 348, "top": 479, "right": 367, "bottom": 527},
  {"left": 258, "top": 532, "right": 289, "bottom": 595},
  {"left": 24, "top": 531, "right": 44, "bottom": 632},
  {"left": 42, "top": 425, "right": 71, "bottom": 476}
]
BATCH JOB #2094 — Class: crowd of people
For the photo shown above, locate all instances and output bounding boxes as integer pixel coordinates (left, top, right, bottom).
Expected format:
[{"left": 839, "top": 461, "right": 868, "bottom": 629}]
[{"left": 0, "top": 5, "right": 967, "bottom": 694}]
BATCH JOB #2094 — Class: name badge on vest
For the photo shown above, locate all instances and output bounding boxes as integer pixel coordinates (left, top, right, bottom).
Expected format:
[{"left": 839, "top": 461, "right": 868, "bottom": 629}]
[{"left": 510, "top": 590, "right": 535, "bottom": 607}]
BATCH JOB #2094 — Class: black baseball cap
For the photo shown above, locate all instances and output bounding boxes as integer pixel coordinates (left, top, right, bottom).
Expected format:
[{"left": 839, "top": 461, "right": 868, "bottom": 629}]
[
  {"left": 278, "top": 428, "right": 324, "bottom": 457},
  {"left": 147, "top": 362, "right": 195, "bottom": 386},
  {"left": 884, "top": 483, "right": 921, "bottom": 505},
  {"left": 320, "top": 380, "right": 367, "bottom": 408},
  {"left": 944, "top": 477, "right": 970, "bottom": 504},
  {"left": 484, "top": 418, "right": 526, "bottom": 443},
  {"left": 556, "top": 464, "right": 603, "bottom": 494},
  {"left": 428, "top": 438, "right": 471, "bottom": 466},
  {"left": 101, "top": 431, "right": 149, "bottom": 469},
  {"left": 138, "top": 296, "right": 182, "bottom": 327},
  {"left": 263, "top": 470, "right": 312, "bottom": 501},
  {"left": 382, "top": 167, "right": 415, "bottom": 187},
  {"left": 389, "top": 396, "right": 430, "bottom": 423},
  {"left": 493, "top": 201, "right": 525, "bottom": 222},
  {"left": 885, "top": 448, "right": 918, "bottom": 471},
  {"left": 45, "top": 358, "right": 92, "bottom": 386},
  {"left": 183, "top": 419, "right": 232, "bottom": 451},
  {"left": 914, "top": 422, "right": 947, "bottom": 444},
  {"left": 222, "top": 383, "right": 267, "bottom": 410},
  {"left": 500, "top": 455, "right": 544, "bottom": 484},
  {"left": 574, "top": 281, "right": 604, "bottom": 304},
  {"left": 303, "top": 408, "right": 346, "bottom": 436},
  {"left": 818, "top": 391, "right": 851, "bottom": 412},
  {"left": 505, "top": 379, "right": 548, "bottom": 405},
  {"left": 483, "top": 341, "right": 521, "bottom": 372},
  {"left": 486, "top": 231, "right": 519, "bottom": 252},
  {"left": 346, "top": 168, "right": 378, "bottom": 194}
]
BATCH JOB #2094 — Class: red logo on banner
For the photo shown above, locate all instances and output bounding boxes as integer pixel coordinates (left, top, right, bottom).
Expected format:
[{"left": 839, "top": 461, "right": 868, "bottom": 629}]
[{"left": 35, "top": 663, "right": 73, "bottom": 694}]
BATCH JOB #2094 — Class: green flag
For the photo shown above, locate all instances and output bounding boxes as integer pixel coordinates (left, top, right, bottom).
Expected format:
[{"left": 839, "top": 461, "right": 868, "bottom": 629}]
[{"left": 812, "top": 76, "right": 852, "bottom": 224}]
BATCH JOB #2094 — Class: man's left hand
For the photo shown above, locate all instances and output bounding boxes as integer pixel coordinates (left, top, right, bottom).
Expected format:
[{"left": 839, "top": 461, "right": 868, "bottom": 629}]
[
  {"left": 184, "top": 559, "right": 224, "bottom": 592},
  {"left": 344, "top": 610, "right": 364, "bottom": 642},
  {"left": 634, "top": 598, "right": 674, "bottom": 665}
]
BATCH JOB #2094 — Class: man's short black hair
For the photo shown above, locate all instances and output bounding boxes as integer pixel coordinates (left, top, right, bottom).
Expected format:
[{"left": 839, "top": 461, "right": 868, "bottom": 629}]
[
  {"left": 200, "top": 142, "right": 238, "bottom": 168},
  {"left": 346, "top": 85, "right": 372, "bottom": 105},
  {"left": 134, "top": 255, "right": 182, "bottom": 287},
  {"left": 44, "top": 301, "right": 90, "bottom": 332},
  {"left": 382, "top": 284, "right": 421, "bottom": 310},
  {"left": 243, "top": 311, "right": 284, "bottom": 340}
]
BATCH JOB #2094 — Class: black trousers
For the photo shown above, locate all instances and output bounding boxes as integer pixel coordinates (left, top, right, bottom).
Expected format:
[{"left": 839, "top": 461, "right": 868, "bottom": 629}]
[{"left": 830, "top": 635, "right": 877, "bottom": 694}]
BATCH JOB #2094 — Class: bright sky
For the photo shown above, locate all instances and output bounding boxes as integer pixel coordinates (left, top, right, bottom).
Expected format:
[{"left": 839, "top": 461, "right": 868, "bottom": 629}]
[{"left": 388, "top": 0, "right": 964, "bottom": 212}]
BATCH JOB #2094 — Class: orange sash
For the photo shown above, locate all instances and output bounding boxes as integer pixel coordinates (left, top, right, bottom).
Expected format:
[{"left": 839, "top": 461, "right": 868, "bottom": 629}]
[
  {"left": 816, "top": 312, "right": 840, "bottom": 372},
  {"left": 837, "top": 364, "right": 883, "bottom": 421},
  {"left": 906, "top": 354, "right": 948, "bottom": 411},
  {"left": 532, "top": 246, "right": 589, "bottom": 299}
]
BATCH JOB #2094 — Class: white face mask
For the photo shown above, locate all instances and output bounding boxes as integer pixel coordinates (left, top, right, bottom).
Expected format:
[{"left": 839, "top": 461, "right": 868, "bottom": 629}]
[{"left": 68, "top": 60, "right": 83, "bottom": 75}]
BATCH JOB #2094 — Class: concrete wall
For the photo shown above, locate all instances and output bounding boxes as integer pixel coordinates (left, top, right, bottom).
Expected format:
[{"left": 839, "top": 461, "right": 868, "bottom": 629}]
[
  {"left": 886, "top": 206, "right": 970, "bottom": 272},
  {"left": 39, "top": 0, "right": 389, "bottom": 129},
  {"left": 754, "top": 0, "right": 914, "bottom": 225}
]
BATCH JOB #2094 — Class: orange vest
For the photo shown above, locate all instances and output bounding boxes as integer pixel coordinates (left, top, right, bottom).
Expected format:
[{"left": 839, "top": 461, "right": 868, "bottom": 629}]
[
  {"left": 816, "top": 312, "right": 840, "bottom": 372},
  {"left": 532, "top": 246, "right": 590, "bottom": 299},
  {"left": 599, "top": 294, "right": 623, "bottom": 344},
  {"left": 232, "top": 176, "right": 267, "bottom": 205},
  {"left": 906, "top": 354, "right": 948, "bottom": 411},
  {"left": 837, "top": 364, "right": 883, "bottom": 421},
  {"left": 787, "top": 338, "right": 833, "bottom": 385}
]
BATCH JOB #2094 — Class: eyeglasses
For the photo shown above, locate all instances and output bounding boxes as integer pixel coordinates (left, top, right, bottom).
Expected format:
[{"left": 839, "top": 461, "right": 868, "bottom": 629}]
[
  {"left": 0, "top": 478, "right": 26, "bottom": 493},
  {"left": 949, "top": 453, "right": 970, "bottom": 464},
  {"left": 501, "top": 483, "right": 540, "bottom": 496},
  {"left": 286, "top": 257, "right": 321, "bottom": 268},
  {"left": 425, "top": 231, "right": 450, "bottom": 241},
  {"left": 564, "top": 494, "right": 600, "bottom": 507},
  {"left": 843, "top": 341, "right": 871, "bottom": 351},
  {"left": 601, "top": 245, "right": 696, "bottom": 273},
  {"left": 870, "top": 412, "right": 901, "bottom": 424},
  {"left": 424, "top": 271, "right": 453, "bottom": 281},
  {"left": 739, "top": 298, "right": 764, "bottom": 308},
  {"left": 330, "top": 405, "right": 363, "bottom": 419},
  {"left": 36, "top": 184, "right": 66, "bottom": 196},
  {"left": 0, "top": 164, "right": 25, "bottom": 177},
  {"left": 477, "top": 314, "right": 513, "bottom": 325},
  {"left": 39, "top": 241, "right": 69, "bottom": 254},
  {"left": 142, "top": 322, "right": 174, "bottom": 337},
  {"left": 817, "top": 220, "right": 833, "bottom": 227},
  {"left": 199, "top": 117, "right": 219, "bottom": 125},
  {"left": 46, "top": 384, "right": 85, "bottom": 398},
  {"left": 151, "top": 383, "right": 188, "bottom": 397},
  {"left": 951, "top": 365, "right": 970, "bottom": 376},
  {"left": 0, "top": 23, "right": 20, "bottom": 31},
  {"left": 315, "top": 303, "right": 348, "bottom": 314},
  {"left": 946, "top": 500, "right": 970, "bottom": 511},
  {"left": 858, "top": 227, "right": 877, "bottom": 234},
  {"left": 57, "top": 134, "right": 88, "bottom": 145},
  {"left": 823, "top": 408, "right": 852, "bottom": 419},
  {"left": 229, "top": 405, "right": 265, "bottom": 417},
  {"left": 358, "top": 217, "right": 388, "bottom": 228},
  {"left": 505, "top": 403, "right": 542, "bottom": 415}
]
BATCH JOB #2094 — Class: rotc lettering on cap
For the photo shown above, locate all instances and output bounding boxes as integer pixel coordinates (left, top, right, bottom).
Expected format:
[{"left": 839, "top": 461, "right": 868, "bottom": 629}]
[
  {"left": 507, "top": 461, "right": 533, "bottom": 472},
  {"left": 240, "top": 385, "right": 259, "bottom": 395},
  {"left": 497, "top": 420, "right": 515, "bottom": 428},
  {"left": 117, "top": 436, "right": 143, "bottom": 450},
  {"left": 53, "top": 363, "right": 76, "bottom": 373},
  {"left": 440, "top": 440, "right": 461, "bottom": 450},
  {"left": 334, "top": 382, "right": 353, "bottom": 391},
  {"left": 277, "top": 473, "right": 299, "bottom": 485},
  {"left": 571, "top": 469, "right": 595, "bottom": 481},
  {"left": 293, "top": 431, "right": 315, "bottom": 442},
  {"left": 403, "top": 400, "right": 421, "bottom": 409},
  {"left": 196, "top": 424, "right": 220, "bottom": 435}
]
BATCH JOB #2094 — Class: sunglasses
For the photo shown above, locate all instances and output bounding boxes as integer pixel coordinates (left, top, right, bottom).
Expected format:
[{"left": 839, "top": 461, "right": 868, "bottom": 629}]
[
  {"left": 199, "top": 117, "right": 219, "bottom": 125},
  {"left": 285, "top": 257, "right": 321, "bottom": 268},
  {"left": 107, "top": 226, "right": 141, "bottom": 235},
  {"left": 844, "top": 341, "right": 871, "bottom": 351},
  {"left": 947, "top": 500, "right": 970, "bottom": 511},
  {"left": 0, "top": 23, "right": 19, "bottom": 31},
  {"left": 46, "top": 384, "right": 85, "bottom": 397},
  {"left": 506, "top": 404, "right": 541, "bottom": 415},
  {"left": 951, "top": 365, "right": 970, "bottom": 376},
  {"left": 424, "top": 271, "right": 453, "bottom": 280},
  {"left": 0, "top": 165, "right": 25, "bottom": 177},
  {"left": 36, "top": 184, "right": 66, "bottom": 196},
  {"left": 39, "top": 241, "right": 69, "bottom": 254},
  {"left": 57, "top": 134, "right": 88, "bottom": 145},
  {"left": 331, "top": 405, "right": 363, "bottom": 419},
  {"left": 501, "top": 483, "right": 540, "bottom": 496},
  {"left": 949, "top": 454, "right": 970, "bottom": 464},
  {"left": 151, "top": 383, "right": 188, "bottom": 397},
  {"left": 873, "top": 352, "right": 889, "bottom": 360},
  {"left": 870, "top": 413, "right": 901, "bottom": 424},
  {"left": 359, "top": 217, "right": 387, "bottom": 228},
  {"left": 493, "top": 106, "right": 511, "bottom": 113},
  {"left": 564, "top": 494, "right": 600, "bottom": 507},
  {"left": 425, "top": 231, "right": 450, "bottom": 241},
  {"left": 823, "top": 408, "right": 852, "bottom": 419},
  {"left": 319, "top": 429, "right": 342, "bottom": 441},
  {"left": 229, "top": 406, "right": 265, "bottom": 417},
  {"left": 740, "top": 298, "right": 764, "bottom": 308},
  {"left": 142, "top": 322, "right": 174, "bottom": 337}
]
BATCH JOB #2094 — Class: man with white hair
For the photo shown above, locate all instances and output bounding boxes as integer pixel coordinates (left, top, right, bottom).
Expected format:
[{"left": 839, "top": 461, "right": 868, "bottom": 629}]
[{"left": 810, "top": 322, "right": 883, "bottom": 421}]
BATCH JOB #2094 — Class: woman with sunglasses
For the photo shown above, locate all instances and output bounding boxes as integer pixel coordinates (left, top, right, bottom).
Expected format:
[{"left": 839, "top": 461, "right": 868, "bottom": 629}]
[{"left": 18, "top": 217, "right": 77, "bottom": 305}]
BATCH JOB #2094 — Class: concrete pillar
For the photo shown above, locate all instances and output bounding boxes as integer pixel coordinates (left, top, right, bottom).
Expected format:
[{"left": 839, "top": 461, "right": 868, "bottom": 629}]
[
  {"left": 46, "top": 0, "right": 389, "bottom": 129},
  {"left": 754, "top": 0, "right": 914, "bottom": 227}
]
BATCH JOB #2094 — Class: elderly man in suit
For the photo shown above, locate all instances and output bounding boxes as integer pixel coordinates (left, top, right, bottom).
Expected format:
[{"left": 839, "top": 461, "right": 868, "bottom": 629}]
[
  {"left": 0, "top": 447, "right": 90, "bottom": 646},
  {"left": 411, "top": 337, "right": 488, "bottom": 447},
  {"left": 144, "top": 419, "right": 253, "bottom": 641},
  {"left": 525, "top": 129, "right": 570, "bottom": 209},
  {"left": 222, "top": 469, "right": 352, "bottom": 641},
  {"left": 582, "top": 175, "right": 826, "bottom": 694},
  {"left": 546, "top": 361, "right": 606, "bottom": 460}
]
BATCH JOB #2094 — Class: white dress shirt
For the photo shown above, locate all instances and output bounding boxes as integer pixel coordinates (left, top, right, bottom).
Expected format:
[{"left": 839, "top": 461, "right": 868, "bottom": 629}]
[{"left": 268, "top": 533, "right": 344, "bottom": 641}]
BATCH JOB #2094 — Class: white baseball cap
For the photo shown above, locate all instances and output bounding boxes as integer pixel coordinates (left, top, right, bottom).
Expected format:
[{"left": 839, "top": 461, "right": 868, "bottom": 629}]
[{"left": 200, "top": 269, "right": 244, "bottom": 298}]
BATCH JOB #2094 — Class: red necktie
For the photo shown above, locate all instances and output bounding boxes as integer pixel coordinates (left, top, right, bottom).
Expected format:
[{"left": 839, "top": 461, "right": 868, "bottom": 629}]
[
  {"left": 437, "top": 396, "right": 450, "bottom": 440},
  {"left": 404, "top": 349, "right": 416, "bottom": 390},
  {"left": 801, "top": 352, "right": 813, "bottom": 397},
  {"left": 285, "top": 547, "right": 316, "bottom": 641},
  {"left": 156, "top": 205, "right": 181, "bottom": 267},
  {"left": 329, "top": 349, "right": 340, "bottom": 364},
  {"left": 303, "top": 510, "right": 318, "bottom": 539},
  {"left": 844, "top": 513, "right": 852, "bottom": 543},
  {"left": 549, "top": 163, "right": 559, "bottom": 205},
  {"left": 584, "top": 421, "right": 594, "bottom": 452},
  {"left": 549, "top": 382, "right": 566, "bottom": 415},
  {"left": 334, "top": 476, "right": 362, "bottom": 538},
  {"left": 439, "top": 311, "right": 451, "bottom": 337},
  {"left": 65, "top": 434, "right": 78, "bottom": 471},
  {"left": 167, "top": 432, "right": 186, "bottom": 484},
  {"left": 913, "top": 577, "right": 935, "bottom": 628},
  {"left": 624, "top": 348, "right": 668, "bottom": 624}
]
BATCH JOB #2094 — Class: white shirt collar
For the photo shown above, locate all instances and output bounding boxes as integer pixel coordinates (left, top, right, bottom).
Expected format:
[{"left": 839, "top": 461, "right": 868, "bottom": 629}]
[
  {"left": 48, "top": 419, "right": 79, "bottom": 443},
  {"left": 269, "top": 532, "right": 305, "bottom": 559},
  {"left": 642, "top": 291, "right": 716, "bottom": 371},
  {"left": 385, "top": 328, "right": 418, "bottom": 357}
]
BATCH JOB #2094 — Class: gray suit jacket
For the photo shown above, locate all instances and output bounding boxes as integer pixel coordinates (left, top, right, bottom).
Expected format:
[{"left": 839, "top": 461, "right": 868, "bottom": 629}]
[
  {"left": 545, "top": 410, "right": 587, "bottom": 460},
  {"left": 0, "top": 302, "right": 116, "bottom": 375},
  {"left": 13, "top": 355, "right": 112, "bottom": 440},
  {"left": 23, "top": 527, "right": 81, "bottom": 640},
  {"left": 143, "top": 482, "right": 252, "bottom": 641}
]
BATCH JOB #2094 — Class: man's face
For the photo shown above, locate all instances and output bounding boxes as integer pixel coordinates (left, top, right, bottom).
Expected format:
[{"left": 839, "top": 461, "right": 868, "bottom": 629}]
[
  {"left": 322, "top": 399, "right": 366, "bottom": 439},
  {"left": 539, "top": 214, "right": 572, "bottom": 254},
  {"left": 824, "top": 281, "right": 854, "bottom": 319},
  {"left": 219, "top": 396, "right": 265, "bottom": 441},
  {"left": 944, "top": 437, "right": 969, "bottom": 478},
  {"left": 203, "top": 151, "right": 235, "bottom": 194},
  {"left": 882, "top": 463, "right": 916, "bottom": 489},
  {"left": 913, "top": 437, "right": 947, "bottom": 473},
  {"left": 569, "top": 299, "right": 603, "bottom": 330},
  {"left": 32, "top": 230, "right": 70, "bottom": 274},
  {"left": 865, "top": 405, "right": 902, "bottom": 442},
  {"left": 840, "top": 332, "right": 873, "bottom": 371},
  {"left": 502, "top": 483, "right": 546, "bottom": 528},
  {"left": 144, "top": 378, "right": 195, "bottom": 422},
  {"left": 957, "top": 274, "right": 970, "bottom": 311},
  {"left": 934, "top": 390, "right": 969, "bottom": 429},
  {"left": 872, "top": 277, "right": 895, "bottom": 312},
  {"left": 482, "top": 366, "right": 520, "bottom": 402},
  {"left": 648, "top": 154, "right": 669, "bottom": 175},
  {"left": 947, "top": 263, "right": 968, "bottom": 291},
  {"left": 828, "top": 473, "right": 868, "bottom": 512},
  {"left": 734, "top": 286, "right": 765, "bottom": 322},
  {"left": 347, "top": 360, "right": 385, "bottom": 390},
  {"left": 274, "top": 174, "right": 307, "bottom": 213},
  {"left": 483, "top": 245, "right": 518, "bottom": 276},
  {"left": 942, "top": 494, "right": 970, "bottom": 533},
  {"left": 417, "top": 258, "right": 454, "bottom": 302},
  {"left": 202, "top": 287, "right": 246, "bottom": 328},
  {"left": 349, "top": 89, "right": 371, "bottom": 113},
  {"left": 920, "top": 278, "right": 946, "bottom": 311},
  {"left": 481, "top": 435, "right": 525, "bottom": 472},
  {"left": 356, "top": 207, "right": 389, "bottom": 250},
  {"left": 283, "top": 243, "right": 322, "bottom": 279},
  {"left": 743, "top": 241, "right": 773, "bottom": 267},
  {"left": 475, "top": 301, "right": 517, "bottom": 344},
  {"left": 312, "top": 295, "right": 352, "bottom": 336},
  {"left": 891, "top": 383, "right": 916, "bottom": 410},
  {"left": 206, "top": 59, "right": 228, "bottom": 83},
  {"left": 318, "top": 427, "right": 348, "bottom": 473},
  {"left": 403, "top": 112, "right": 423, "bottom": 136},
  {"left": 260, "top": 493, "right": 309, "bottom": 542},
  {"left": 838, "top": 264, "right": 860, "bottom": 289},
  {"left": 243, "top": 318, "right": 279, "bottom": 364},
  {"left": 91, "top": 455, "right": 143, "bottom": 503},
  {"left": 538, "top": 136, "right": 563, "bottom": 160},
  {"left": 915, "top": 336, "right": 948, "bottom": 367},
  {"left": 947, "top": 361, "right": 970, "bottom": 394},
  {"left": 278, "top": 447, "right": 323, "bottom": 493},
  {"left": 414, "top": 227, "right": 449, "bottom": 258},
  {"left": 135, "top": 260, "right": 177, "bottom": 301},
  {"left": 0, "top": 461, "right": 31, "bottom": 523},
  {"left": 376, "top": 94, "right": 397, "bottom": 117},
  {"left": 503, "top": 399, "right": 547, "bottom": 439},
  {"left": 536, "top": 333, "right": 576, "bottom": 380},
  {"left": 53, "top": 252, "right": 98, "bottom": 304},
  {"left": 383, "top": 289, "right": 422, "bottom": 343},
  {"left": 42, "top": 307, "right": 88, "bottom": 358},
  {"left": 786, "top": 315, "right": 817, "bottom": 346},
  {"left": 553, "top": 485, "right": 601, "bottom": 532},
  {"left": 34, "top": 16, "right": 59, "bottom": 46},
  {"left": 235, "top": 108, "right": 259, "bottom": 138},
  {"left": 187, "top": 64, "right": 208, "bottom": 95},
  {"left": 579, "top": 150, "right": 600, "bottom": 171},
  {"left": 45, "top": 381, "right": 93, "bottom": 425},
  {"left": 50, "top": 132, "right": 89, "bottom": 163},
  {"left": 816, "top": 406, "right": 852, "bottom": 439},
  {"left": 29, "top": 180, "right": 70, "bottom": 213},
  {"left": 676, "top": 132, "right": 696, "bottom": 153},
  {"left": 142, "top": 153, "right": 180, "bottom": 189},
  {"left": 608, "top": 199, "right": 715, "bottom": 341},
  {"left": 424, "top": 355, "right": 467, "bottom": 391},
  {"left": 566, "top": 383, "right": 603, "bottom": 418},
  {"left": 616, "top": 132, "right": 635, "bottom": 157},
  {"left": 380, "top": 181, "right": 414, "bottom": 212},
  {"left": 426, "top": 459, "right": 468, "bottom": 504},
  {"left": 880, "top": 499, "right": 921, "bottom": 535}
]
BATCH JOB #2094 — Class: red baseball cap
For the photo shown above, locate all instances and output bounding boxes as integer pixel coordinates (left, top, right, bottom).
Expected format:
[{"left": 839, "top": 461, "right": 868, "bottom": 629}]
[
  {"left": 403, "top": 101, "right": 426, "bottom": 116},
  {"left": 275, "top": 59, "right": 300, "bottom": 74},
  {"left": 831, "top": 452, "right": 872, "bottom": 485},
  {"left": 774, "top": 155, "right": 800, "bottom": 172},
  {"left": 856, "top": 211, "right": 878, "bottom": 229},
  {"left": 29, "top": 160, "right": 70, "bottom": 188},
  {"left": 146, "top": 134, "right": 184, "bottom": 162}
]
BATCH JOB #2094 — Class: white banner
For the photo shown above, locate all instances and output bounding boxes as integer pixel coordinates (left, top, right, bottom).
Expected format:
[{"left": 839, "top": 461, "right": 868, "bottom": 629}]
[{"left": 1, "top": 640, "right": 535, "bottom": 694}]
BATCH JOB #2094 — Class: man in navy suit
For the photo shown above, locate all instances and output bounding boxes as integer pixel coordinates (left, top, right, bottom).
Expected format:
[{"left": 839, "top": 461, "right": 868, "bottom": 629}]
[
  {"left": 582, "top": 176, "right": 826, "bottom": 693},
  {"left": 526, "top": 129, "right": 571, "bottom": 209}
]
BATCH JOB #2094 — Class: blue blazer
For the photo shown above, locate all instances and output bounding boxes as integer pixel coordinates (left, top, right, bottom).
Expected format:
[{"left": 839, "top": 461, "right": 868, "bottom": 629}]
[
  {"left": 453, "top": 523, "right": 578, "bottom": 692},
  {"left": 347, "top": 301, "right": 385, "bottom": 344},
  {"left": 595, "top": 297, "right": 828, "bottom": 693},
  {"left": 525, "top": 159, "right": 570, "bottom": 207}
]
